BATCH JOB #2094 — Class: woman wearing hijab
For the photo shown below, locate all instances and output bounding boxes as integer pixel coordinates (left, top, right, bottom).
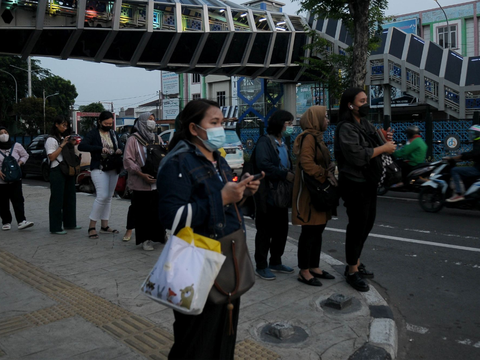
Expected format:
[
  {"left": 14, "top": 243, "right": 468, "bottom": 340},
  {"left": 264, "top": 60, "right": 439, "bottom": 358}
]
[
  {"left": 292, "top": 106, "right": 337, "bottom": 286},
  {"left": 0, "top": 126, "right": 34, "bottom": 231},
  {"left": 123, "top": 113, "right": 164, "bottom": 251}
]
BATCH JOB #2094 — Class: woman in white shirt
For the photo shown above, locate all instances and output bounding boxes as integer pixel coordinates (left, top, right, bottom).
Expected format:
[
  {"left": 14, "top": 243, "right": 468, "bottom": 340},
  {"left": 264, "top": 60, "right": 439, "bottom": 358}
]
[{"left": 45, "top": 118, "right": 79, "bottom": 234}]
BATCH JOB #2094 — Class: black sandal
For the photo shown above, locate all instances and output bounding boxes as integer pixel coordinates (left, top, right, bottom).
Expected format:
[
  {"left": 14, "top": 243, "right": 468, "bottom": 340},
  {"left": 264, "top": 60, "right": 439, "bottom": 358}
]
[
  {"left": 100, "top": 226, "right": 119, "bottom": 234},
  {"left": 88, "top": 227, "right": 99, "bottom": 239}
]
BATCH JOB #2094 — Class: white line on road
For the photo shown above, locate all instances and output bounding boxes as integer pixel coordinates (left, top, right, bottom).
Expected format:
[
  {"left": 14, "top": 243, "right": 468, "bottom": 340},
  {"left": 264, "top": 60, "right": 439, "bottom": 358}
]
[{"left": 324, "top": 227, "right": 480, "bottom": 253}]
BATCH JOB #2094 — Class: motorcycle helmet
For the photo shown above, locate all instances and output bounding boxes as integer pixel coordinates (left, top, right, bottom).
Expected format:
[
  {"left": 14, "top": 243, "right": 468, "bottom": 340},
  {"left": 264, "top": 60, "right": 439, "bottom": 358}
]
[
  {"left": 405, "top": 125, "right": 420, "bottom": 139},
  {"left": 468, "top": 124, "right": 480, "bottom": 142}
]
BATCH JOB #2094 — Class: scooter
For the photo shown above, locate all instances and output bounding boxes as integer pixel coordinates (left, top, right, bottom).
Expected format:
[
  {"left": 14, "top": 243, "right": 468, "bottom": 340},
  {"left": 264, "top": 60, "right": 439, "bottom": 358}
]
[
  {"left": 418, "top": 159, "right": 480, "bottom": 212},
  {"left": 377, "top": 160, "right": 442, "bottom": 195}
]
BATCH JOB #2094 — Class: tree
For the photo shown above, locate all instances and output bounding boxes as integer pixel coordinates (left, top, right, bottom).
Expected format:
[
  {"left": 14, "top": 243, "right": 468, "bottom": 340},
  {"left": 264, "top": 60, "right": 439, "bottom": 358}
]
[
  {"left": 13, "top": 97, "right": 57, "bottom": 135},
  {"left": 78, "top": 102, "right": 105, "bottom": 133},
  {"left": 298, "top": 0, "right": 388, "bottom": 88},
  {"left": 33, "top": 75, "right": 78, "bottom": 118}
]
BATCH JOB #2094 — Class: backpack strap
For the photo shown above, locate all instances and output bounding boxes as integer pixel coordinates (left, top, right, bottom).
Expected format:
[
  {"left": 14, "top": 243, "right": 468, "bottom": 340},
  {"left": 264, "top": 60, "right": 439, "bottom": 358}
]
[{"left": 133, "top": 133, "right": 148, "bottom": 147}]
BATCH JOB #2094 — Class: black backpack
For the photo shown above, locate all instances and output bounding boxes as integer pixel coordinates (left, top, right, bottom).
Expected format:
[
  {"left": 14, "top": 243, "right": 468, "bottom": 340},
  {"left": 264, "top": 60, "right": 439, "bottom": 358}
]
[
  {"left": 0, "top": 143, "right": 22, "bottom": 183},
  {"left": 133, "top": 134, "right": 168, "bottom": 178}
]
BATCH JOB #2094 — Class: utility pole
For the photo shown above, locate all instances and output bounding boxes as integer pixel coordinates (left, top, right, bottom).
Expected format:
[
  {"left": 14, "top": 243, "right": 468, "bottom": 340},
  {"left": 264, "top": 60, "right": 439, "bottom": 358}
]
[
  {"left": 43, "top": 89, "right": 59, "bottom": 134},
  {"left": 27, "top": 56, "right": 32, "bottom": 97}
]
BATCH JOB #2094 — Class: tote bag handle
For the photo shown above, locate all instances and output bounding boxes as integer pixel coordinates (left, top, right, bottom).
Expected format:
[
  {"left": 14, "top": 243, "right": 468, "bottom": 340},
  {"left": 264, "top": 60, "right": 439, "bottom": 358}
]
[{"left": 170, "top": 204, "right": 193, "bottom": 235}]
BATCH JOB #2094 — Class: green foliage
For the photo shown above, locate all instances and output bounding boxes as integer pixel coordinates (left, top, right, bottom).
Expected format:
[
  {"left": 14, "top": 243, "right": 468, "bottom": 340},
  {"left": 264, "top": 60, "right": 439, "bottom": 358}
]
[
  {"left": 0, "top": 55, "right": 77, "bottom": 133},
  {"left": 13, "top": 97, "right": 56, "bottom": 135},
  {"left": 297, "top": 0, "right": 389, "bottom": 88},
  {"left": 78, "top": 102, "right": 106, "bottom": 133}
]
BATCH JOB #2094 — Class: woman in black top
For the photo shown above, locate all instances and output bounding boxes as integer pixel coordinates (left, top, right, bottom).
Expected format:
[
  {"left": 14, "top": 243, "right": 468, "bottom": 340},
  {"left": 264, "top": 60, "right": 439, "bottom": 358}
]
[
  {"left": 78, "top": 111, "right": 123, "bottom": 239},
  {"left": 334, "top": 88, "right": 395, "bottom": 292}
]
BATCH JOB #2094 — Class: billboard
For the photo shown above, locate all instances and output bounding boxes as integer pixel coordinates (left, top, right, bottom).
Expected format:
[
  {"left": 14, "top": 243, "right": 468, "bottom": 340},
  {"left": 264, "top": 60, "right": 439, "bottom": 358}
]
[
  {"left": 383, "top": 18, "right": 418, "bottom": 35},
  {"left": 163, "top": 99, "right": 180, "bottom": 120},
  {"left": 370, "top": 86, "right": 417, "bottom": 108},
  {"left": 161, "top": 71, "right": 179, "bottom": 95}
]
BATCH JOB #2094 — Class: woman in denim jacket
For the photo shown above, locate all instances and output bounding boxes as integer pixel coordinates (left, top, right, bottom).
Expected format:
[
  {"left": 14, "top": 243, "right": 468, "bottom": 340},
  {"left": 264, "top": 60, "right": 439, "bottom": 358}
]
[{"left": 157, "top": 99, "right": 262, "bottom": 360}]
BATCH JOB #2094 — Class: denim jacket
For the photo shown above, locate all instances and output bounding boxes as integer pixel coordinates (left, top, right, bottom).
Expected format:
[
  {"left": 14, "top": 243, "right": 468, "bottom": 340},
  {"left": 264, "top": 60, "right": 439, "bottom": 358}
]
[{"left": 157, "top": 140, "right": 243, "bottom": 239}]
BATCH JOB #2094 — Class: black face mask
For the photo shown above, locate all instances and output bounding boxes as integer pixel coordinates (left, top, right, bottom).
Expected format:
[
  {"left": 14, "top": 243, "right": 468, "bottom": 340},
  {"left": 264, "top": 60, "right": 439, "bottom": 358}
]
[
  {"left": 101, "top": 126, "right": 112, "bottom": 132},
  {"left": 358, "top": 104, "right": 370, "bottom": 117}
]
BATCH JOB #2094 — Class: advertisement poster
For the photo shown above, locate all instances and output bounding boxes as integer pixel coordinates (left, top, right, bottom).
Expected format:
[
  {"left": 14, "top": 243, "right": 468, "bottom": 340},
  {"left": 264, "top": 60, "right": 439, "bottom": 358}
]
[
  {"left": 370, "top": 85, "right": 417, "bottom": 108},
  {"left": 162, "top": 71, "right": 179, "bottom": 95},
  {"left": 163, "top": 99, "right": 180, "bottom": 120}
]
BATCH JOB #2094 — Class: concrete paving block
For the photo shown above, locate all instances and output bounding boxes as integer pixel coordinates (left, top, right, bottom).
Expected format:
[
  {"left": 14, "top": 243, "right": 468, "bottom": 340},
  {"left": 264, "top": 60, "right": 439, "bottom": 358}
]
[
  {"left": 0, "top": 316, "right": 143, "bottom": 359},
  {"left": 0, "top": 271, "right": 57, "bottom": 321}
]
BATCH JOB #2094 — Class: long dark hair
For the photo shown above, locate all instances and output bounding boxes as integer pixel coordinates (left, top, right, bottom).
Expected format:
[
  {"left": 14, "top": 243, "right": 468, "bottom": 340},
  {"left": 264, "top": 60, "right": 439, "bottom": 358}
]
[
  {"left": 266, "top": 110, "right": 293, "bottom": 136},
  {"left": 50, "top": 116, "right": 70, "bottom": 140},
  {"left": 168, "top": 99, "right": 220, "bottom": 150},
  {"left": 339, "top": 87, "right": 365, "bottom": 122},
  {"left": 97, "top": 111, "right": 114, "bottom": 128}
]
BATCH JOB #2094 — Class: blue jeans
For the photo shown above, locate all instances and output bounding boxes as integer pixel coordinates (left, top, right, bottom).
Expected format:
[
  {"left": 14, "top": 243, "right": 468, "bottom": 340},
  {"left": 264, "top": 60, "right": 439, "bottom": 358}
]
[{"left": 451, "top": 166, "right": 480, "bottom": 194}]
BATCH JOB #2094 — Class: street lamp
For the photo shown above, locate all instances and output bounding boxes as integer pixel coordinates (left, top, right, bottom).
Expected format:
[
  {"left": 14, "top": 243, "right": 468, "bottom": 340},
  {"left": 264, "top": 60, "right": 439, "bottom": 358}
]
[
  {"left": 434, "top": 0, "right": 450, "bottom": 49},
  {"left": 43, "top": 89, "right": 59, "bottom": 134},
  {"left": 0, "top": 69, "right": 18, "bottom": 127}
]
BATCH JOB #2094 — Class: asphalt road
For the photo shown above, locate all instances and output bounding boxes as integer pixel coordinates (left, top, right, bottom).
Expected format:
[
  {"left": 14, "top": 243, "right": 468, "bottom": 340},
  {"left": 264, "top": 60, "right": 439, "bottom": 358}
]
[
  {"left": 21, "top": 177, "right": 480, "bottom": 359},
  {"left": 282, "top": 191, "right": 480, "bottom": 360}
]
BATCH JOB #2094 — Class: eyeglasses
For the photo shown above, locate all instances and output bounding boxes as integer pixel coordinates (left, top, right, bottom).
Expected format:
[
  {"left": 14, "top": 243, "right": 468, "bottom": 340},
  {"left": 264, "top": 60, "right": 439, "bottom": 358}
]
[{"left": 59, "top": 123, "right": 68, "bottom": 128}]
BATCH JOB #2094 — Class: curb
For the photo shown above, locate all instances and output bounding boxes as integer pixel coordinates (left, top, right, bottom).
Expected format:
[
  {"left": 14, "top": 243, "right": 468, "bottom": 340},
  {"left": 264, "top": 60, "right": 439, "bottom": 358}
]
[{"left": 319, "top": 251, "right": 398, "bottom": 360}]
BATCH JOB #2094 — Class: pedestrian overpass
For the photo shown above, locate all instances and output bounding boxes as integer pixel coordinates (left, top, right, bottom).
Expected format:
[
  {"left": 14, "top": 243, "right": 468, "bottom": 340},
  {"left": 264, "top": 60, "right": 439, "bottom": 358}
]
[{"left": 1, "top": 0, "right": 480, "bottom": 118}]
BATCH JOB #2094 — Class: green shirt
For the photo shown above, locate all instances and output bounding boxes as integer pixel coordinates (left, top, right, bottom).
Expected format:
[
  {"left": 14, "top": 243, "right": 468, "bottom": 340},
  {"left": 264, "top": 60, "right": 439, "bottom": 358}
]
[{"left": 393, "top": 137, "right": 427, "bottom": 166}]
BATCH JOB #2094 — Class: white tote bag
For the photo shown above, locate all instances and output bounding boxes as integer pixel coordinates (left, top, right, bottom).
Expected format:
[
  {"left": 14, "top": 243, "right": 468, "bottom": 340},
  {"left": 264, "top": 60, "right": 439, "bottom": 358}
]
[{"left": 141, "top": 204, "right": 226, "bottom": 315}]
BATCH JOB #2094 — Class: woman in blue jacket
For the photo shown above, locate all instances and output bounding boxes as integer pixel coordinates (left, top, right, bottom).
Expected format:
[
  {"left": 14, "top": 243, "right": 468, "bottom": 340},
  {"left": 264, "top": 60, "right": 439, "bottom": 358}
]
[
  {"left": 157, "top": 99, "right": 261, "bottom": 360},
  {"left": 78, "top": 111, "right": 123, "bottom": 239}
]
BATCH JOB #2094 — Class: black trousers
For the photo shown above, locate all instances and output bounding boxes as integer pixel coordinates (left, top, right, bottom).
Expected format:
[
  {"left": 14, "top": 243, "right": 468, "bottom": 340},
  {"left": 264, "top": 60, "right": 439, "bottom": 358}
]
[
  {"left": 0, "top": 181, "right": 26, "bottom": 225},
  {"left": 297, "top": 224, "right": 326, "bottom": 270},
  {"left": 168, "top": 299, "right": 240, "bottom": 360},
  {"left": 396, "top": 159, "right": 415, "bottom": 184},
  {"left": 125, "top": 203, "right": 135, "bottom": 230},
  {"left": 254, "top": 203, "right": 289, "bottom": 269},
  {"left": 132, "top": 190, "right": 163, "bottom": 245},
  {"left": 340, "top": 177, "right": 378, "bottom": 266},
  {"left": 49, "top": 166, "right": 77, "bottom": 232}
]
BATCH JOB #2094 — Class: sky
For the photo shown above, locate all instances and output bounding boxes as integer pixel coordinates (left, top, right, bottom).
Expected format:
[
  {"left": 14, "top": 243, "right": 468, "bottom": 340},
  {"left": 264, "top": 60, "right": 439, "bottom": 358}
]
[{"left": 34, "top": 0, "right": 462, "bottom": 112}]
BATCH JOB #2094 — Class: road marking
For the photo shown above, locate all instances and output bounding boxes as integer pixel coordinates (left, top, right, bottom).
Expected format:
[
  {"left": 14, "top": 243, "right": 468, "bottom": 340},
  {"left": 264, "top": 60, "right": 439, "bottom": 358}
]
[
  {"left": 324, "top": 227, "right": 480, "bottom": 253},
  {"left": 406, "top": 323, "right": 429, "bottom": 334}
]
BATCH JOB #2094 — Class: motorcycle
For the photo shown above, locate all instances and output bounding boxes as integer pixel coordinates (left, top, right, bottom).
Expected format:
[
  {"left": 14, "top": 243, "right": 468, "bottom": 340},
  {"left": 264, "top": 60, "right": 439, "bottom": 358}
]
[
  {"left": 76, "top": 167, "right": 132, "bottom": 199},
  {"left": 418, "top": 159, "right": 480, "bottom": 212},
  {"left": 377, "top": 160, "right": 441, "bottom": 195}
]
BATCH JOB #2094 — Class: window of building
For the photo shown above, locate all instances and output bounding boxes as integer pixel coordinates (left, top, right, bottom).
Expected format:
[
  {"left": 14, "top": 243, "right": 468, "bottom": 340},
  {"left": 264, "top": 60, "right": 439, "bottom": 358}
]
[
  {"left": 192, "top": 73, "right": 201, "bottom": 84},
  {"left": 217, "top": 91, "right": 226, "bottom": 106},
  {"left": 436, "top": 23, "right": 458, "bottom": 49},
  {"left": 192, "top": 93, "right": 201, "bottom": 100}
]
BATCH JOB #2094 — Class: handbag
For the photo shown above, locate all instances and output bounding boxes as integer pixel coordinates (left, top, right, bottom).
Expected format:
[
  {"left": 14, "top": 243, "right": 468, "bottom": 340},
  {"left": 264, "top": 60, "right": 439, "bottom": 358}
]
[
  {"left": 140, "top": 204, "right": 226, "bottom": 315},
  {"left": 99, "top": 131, "right": 123, "bottom": 173},
  {"left": 269, "top": 179, "right": 294, "bottom": 208},
  {"left": 58, "top": 142, "right": 81, "bottom": 177},
  {"left": 299, "top": 134, "right": 339, "bottom": 212}
]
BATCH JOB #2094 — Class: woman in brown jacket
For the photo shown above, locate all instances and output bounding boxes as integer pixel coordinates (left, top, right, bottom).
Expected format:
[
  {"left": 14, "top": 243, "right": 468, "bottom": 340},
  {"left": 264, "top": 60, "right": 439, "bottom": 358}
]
[{"left": 292, "top": 106, "right": 337, "bottom": 286}]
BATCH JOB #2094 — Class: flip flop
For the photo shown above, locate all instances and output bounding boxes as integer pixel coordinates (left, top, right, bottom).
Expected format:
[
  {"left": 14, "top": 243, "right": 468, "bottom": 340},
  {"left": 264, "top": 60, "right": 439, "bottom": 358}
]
[{"left": 100, "top": 226, "right": 119, "bottom": 234}]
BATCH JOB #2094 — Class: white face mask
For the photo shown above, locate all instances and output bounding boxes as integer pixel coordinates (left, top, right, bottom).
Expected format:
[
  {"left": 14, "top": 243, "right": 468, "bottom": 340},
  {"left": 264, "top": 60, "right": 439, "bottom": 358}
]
[
  {"left": 0, "top": 134, "right": 9, "bottom": 143},
  {"left": 146, "top": 120, "right": 156, "bottom": 131}
]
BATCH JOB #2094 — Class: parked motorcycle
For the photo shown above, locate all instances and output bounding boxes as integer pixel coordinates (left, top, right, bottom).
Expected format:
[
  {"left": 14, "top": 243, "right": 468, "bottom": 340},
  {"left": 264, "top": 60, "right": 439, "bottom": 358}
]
[
  {"left": 418, "top": 159, "right": 480, "bottom": 212},
  {"left": 76, "top": 167, "right": 131, "bottom": 199}
]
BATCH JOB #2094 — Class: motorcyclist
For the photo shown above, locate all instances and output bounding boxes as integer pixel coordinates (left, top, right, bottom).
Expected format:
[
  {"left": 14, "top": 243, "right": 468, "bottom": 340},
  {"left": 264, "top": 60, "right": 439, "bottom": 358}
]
[
  {"left": 391, "top": 125, "right": 427, "bottom": 188},
  {"left": 444, "top": 125, "right": 480, "bottom": 202}
]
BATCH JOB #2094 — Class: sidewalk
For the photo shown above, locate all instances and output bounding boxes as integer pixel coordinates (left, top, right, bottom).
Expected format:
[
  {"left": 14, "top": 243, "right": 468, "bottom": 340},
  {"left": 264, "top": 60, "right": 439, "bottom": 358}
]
[{"left": 0, "top": 184, "right": 397, "bottom": 360}]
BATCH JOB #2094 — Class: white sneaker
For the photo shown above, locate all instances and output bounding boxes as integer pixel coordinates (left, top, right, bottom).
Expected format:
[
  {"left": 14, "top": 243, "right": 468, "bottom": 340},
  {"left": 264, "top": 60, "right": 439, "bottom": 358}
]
[
  {"left": 2, "top": 223, "right": 11, "bottom": 231},
  {"left": 18, "top": 220, "right": 34, "bottom": 230},
  {"left": 142, "top": 240, "right": 154, "bottom": 251}
]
